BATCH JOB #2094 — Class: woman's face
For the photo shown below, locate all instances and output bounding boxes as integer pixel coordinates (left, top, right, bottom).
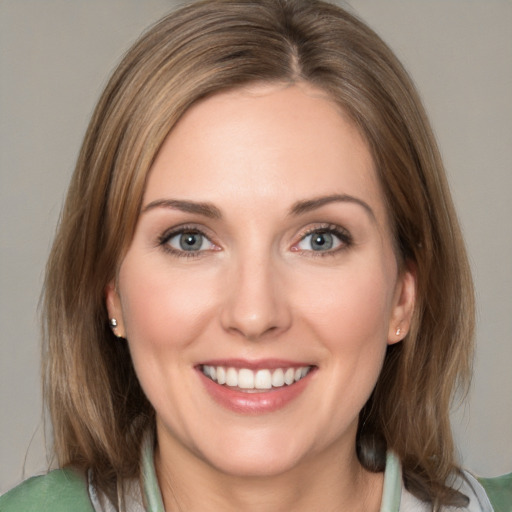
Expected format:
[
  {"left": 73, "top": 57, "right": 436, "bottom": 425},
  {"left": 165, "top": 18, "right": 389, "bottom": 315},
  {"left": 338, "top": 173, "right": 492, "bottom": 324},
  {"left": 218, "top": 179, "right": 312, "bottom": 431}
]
[{"left": 107, "top": 83, "right": 415, "bottom": 478}]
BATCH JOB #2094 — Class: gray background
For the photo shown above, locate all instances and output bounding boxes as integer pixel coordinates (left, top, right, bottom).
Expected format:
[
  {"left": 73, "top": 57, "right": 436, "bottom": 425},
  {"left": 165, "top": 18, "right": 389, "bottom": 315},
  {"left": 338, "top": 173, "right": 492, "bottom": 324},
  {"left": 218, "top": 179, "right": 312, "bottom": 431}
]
[{"left": 1, "top": 0, "right": 511, "bottom": 493}]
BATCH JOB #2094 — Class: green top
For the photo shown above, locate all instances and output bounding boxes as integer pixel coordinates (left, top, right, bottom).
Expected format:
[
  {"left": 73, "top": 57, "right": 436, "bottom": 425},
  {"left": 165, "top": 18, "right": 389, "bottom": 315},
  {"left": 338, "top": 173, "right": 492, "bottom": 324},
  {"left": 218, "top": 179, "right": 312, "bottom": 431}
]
[
  {"left": 478, "top": 473, "right": 512, "bottom": 512},
  {"left": 0, "top": 438, "right": 507, "bottom": 512},
  {"left": 0, "top": 467, "right": 93, "bottom": 512}
]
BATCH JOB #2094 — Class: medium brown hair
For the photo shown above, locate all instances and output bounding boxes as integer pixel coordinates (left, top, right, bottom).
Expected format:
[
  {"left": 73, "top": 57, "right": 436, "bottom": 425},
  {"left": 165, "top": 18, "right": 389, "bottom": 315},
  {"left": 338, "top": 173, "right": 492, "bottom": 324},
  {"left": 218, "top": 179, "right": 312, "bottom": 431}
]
[{"left": 43, "top": 0, "right": 474, "bottom": 508}]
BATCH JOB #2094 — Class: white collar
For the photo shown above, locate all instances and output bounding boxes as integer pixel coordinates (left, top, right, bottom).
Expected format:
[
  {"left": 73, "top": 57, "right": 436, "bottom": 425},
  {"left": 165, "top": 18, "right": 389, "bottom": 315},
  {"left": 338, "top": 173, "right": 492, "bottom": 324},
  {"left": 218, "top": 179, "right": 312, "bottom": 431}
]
[{"left": 89, "top": 433, "right": 492, "bottom": 511}]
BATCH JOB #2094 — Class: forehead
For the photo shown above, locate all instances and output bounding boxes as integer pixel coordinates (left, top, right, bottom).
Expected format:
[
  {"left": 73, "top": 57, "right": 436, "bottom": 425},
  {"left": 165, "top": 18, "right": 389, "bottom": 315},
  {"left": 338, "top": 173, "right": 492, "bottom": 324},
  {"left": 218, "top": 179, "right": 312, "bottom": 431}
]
[{"left": 144, "top": 82, "right": 386, "bottom": 225}]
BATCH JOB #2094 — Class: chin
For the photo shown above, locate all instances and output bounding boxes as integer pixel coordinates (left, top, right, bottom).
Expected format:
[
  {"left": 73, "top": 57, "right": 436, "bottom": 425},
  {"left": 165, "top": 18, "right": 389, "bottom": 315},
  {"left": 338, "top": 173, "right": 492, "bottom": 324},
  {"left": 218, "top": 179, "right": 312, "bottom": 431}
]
[
  {"left": 193, "top": 427, "right": 319, "bottom": 479},
  {"left": 207, "top": 450, "right": 304, "bottom": 479}
]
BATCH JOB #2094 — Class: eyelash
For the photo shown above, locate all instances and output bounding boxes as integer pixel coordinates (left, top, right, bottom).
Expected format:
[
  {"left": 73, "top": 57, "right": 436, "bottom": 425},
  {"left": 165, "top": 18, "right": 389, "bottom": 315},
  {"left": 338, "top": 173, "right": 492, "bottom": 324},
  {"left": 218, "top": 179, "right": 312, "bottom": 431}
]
[
  {"left": 157, "top": 224, "right": 217, "bottom": 259},
  {"left": 157, "top": 223, "right": 352, "bottom": 258},
  {"left": 292, "top": 224, "right": 353, "bottom": 257}
]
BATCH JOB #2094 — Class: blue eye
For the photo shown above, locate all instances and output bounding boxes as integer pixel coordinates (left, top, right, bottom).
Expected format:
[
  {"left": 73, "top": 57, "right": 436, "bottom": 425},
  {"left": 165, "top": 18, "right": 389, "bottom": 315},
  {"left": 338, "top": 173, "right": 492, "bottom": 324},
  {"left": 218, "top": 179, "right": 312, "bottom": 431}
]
[
  {"left": 297, "top": 228, "right": 349, "bottom": 253},
  {"left": 164, "top": 230, "right": 215, "bottom": 253}
]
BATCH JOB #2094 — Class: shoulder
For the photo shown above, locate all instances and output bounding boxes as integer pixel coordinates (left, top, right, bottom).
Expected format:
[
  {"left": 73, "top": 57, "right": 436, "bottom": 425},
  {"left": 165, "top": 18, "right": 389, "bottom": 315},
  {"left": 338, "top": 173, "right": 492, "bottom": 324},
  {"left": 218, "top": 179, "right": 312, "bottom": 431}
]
[
  {"left": 400, "top": 470, "right": 497, "bottom": 512},
  {"left": 0, "top": 468, "right": 94, "bottom": 512},
  {"left": 456, "top": 471, "right": 496, "bottom": 512},
  {"left": 478, "top": 473, "right": 512, "bottom": 512}
]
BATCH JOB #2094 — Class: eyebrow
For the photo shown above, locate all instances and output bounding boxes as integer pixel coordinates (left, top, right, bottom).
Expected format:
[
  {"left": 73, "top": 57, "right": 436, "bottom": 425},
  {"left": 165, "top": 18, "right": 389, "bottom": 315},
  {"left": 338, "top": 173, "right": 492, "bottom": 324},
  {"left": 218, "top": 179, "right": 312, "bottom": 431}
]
[
  {"left": 142, "top": 199, "right": 222, "bottom": 219},
  {"left": 289, "top": 194, "right": 375, "bottom": 220},
  {"left": 142, "top": 194, "right": 374, "bottom": 221}
]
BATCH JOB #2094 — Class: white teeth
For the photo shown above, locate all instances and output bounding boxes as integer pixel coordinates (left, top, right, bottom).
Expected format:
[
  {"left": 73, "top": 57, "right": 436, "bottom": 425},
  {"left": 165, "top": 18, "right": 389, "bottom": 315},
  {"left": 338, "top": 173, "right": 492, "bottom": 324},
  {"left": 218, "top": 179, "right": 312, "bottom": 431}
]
[
  {"left": 226, "top": 367, "right": 238, "bottom": 387},
  {"left": 216, "top": 366, "right": 226, "bottom": 385},
  {"left": 255, "top": 369, "right": 272, "bottom": 389},
  {"left": 238, "top": 369, "right": 254, "bottom": 389},
  {"left": 271, "top": 368, "right": 285, "bottom": 387},
  {"left": 201, "top": 365, "right": 311, "bottom": 390},
  {"left": 272, "top": 368, "right": 284, "bottom": 388},
  {"left": 284, "top": 368, "right": 295, "bottom": 385}
]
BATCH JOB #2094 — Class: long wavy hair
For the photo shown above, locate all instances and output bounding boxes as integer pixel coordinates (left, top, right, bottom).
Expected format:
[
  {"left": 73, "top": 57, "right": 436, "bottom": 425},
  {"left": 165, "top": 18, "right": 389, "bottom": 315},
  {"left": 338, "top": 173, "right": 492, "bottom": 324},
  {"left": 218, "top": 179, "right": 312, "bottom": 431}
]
[{"left": 43, "top": 0, "right": 474, "bottom": 509}]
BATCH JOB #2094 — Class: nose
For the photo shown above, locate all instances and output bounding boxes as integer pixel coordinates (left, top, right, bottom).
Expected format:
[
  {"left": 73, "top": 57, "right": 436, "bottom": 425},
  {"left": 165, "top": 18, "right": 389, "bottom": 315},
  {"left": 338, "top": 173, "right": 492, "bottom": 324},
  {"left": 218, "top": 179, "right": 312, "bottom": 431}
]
[{"left": 220, "top": 255, "right": 292, "bottom": 341}]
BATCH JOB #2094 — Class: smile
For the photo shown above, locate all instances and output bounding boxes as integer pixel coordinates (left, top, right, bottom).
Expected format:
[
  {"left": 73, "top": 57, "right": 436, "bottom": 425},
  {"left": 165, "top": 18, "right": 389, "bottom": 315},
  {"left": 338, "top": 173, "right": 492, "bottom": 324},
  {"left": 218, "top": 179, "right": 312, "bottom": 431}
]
[{"left": 201, "top": 365, "right": 313, "bottom": 391}]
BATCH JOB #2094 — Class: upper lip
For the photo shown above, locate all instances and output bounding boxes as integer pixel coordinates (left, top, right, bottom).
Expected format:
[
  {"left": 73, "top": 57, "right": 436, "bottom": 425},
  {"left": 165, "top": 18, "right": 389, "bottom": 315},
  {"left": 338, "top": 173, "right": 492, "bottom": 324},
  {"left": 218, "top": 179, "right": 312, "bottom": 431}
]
[{"left": 196, "top": 358, "right": 315, "bottom": 371}]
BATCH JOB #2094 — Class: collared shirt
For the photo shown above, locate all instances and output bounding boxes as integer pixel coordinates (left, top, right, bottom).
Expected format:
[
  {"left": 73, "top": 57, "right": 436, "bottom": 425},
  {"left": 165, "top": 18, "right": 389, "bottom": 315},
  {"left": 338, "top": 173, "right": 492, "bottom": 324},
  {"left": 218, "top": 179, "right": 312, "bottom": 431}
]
[{"left": 88, "top": 434, "right": 494, "bottom": 512}]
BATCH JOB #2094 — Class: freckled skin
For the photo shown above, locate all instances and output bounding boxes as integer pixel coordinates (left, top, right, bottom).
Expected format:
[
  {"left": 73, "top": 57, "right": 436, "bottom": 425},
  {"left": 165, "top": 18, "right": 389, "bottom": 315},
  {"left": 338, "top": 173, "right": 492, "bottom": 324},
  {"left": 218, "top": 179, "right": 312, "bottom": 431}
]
[{"left": 106, "top": 83, "right": 415, "bottom": 509}]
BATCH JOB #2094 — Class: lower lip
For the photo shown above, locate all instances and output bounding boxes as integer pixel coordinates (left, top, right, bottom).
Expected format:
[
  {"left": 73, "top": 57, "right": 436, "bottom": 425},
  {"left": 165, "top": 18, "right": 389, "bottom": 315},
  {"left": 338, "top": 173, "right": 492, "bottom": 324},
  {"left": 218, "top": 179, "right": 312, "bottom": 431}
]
[{"left": 198, "top": 369, "right": 314, "bottom": 414}]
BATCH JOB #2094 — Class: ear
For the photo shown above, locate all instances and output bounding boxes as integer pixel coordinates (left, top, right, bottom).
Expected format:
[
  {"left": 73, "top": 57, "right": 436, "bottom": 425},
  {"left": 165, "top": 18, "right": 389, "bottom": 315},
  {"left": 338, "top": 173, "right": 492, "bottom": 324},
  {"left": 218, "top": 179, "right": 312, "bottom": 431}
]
[
  {"left": 105, "top": 279, "right": 126, "bottom": 338},
  {"left": 387, "top": 263, "right": 416, "bottom": 345}
]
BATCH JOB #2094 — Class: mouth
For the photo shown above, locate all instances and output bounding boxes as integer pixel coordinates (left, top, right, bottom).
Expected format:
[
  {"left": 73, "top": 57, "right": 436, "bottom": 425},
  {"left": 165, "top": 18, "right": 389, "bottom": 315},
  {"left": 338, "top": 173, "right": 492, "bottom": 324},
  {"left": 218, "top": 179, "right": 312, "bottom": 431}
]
[
  {"left": 197, "top": 361, "right": 316, "bottom": 414},
  {"left": 200, "top": 364, "right": 314, "bottom": 392}
]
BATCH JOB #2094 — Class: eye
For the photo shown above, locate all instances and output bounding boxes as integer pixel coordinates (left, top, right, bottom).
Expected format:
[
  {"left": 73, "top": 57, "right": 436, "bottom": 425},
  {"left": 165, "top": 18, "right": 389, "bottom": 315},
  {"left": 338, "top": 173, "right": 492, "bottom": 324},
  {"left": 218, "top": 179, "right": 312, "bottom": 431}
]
[
  {"left": 294, "top": 226, "right": 351, "bottom": 254},
  {"left": 159, "top": 228, "right": 217, "bottom": 256},
  {"left": 298, "top": 231, "right": 341, "bottom": 252},
  {"left": 170, "top": 231, "right": 208, "bottom": 251}
]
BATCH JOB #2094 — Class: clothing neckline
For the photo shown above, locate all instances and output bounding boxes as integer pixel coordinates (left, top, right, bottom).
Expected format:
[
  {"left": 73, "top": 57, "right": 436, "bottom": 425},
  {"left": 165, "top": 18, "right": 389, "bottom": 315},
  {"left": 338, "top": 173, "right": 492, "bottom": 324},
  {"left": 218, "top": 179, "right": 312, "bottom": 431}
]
[{"left": 139, "top": 434, "right": 402, "bottom": 512}]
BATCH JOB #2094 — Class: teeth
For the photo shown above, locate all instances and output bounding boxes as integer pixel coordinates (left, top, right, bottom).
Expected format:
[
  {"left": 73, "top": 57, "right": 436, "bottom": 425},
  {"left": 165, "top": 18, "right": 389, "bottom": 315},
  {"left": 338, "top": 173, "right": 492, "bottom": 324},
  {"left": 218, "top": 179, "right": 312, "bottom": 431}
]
[
  {"left": 238, "top": 369, "right": 254, "bottom": 389},
  {"left": 271, "top": 368, "right": 284, "bottom": 387},
  {"left": 284, "top": 368, "right": 295, "bottom": 385},
  {"left": 201, "top": 365, "right": 312, "bottom": 390},
  {"left": 255, "top": 369, "right": 272, "bottom": 389},
  {"left": 226, "top": 367, "right": 238, "bottom": 387},
  {"left": 216, "top": 366, "right": 226, "bottom": 385}
]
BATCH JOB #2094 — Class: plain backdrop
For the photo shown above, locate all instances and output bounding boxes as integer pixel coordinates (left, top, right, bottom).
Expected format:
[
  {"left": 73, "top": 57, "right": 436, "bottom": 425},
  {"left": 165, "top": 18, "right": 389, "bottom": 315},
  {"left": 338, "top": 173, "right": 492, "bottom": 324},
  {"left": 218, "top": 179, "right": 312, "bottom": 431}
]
[{"left": 1, "top": 0, "right": 511, "bottom": 494}]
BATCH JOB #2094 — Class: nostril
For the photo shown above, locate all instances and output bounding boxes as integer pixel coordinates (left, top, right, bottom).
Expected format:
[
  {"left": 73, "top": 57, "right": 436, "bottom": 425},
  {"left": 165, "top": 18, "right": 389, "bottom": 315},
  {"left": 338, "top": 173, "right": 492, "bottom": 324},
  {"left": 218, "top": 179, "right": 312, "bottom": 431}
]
[{"left": 219, "top": 266, "right": 292, "bottom": 339}]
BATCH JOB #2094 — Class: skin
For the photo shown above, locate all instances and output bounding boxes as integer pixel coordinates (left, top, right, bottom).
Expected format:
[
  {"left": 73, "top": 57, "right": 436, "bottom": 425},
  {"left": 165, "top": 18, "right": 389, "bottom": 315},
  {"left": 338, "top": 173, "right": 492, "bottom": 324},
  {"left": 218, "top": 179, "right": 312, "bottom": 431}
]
[{"left": 106, "top": 82, "right": 416, "bottom": 512}]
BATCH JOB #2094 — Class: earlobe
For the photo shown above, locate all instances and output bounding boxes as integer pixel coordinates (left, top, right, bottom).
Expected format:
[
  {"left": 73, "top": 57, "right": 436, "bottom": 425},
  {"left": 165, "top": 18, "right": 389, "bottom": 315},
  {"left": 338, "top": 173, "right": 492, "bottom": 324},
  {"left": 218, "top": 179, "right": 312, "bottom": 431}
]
[
  {"left": 388, "top": 264, "right": 416, "bottom": 345},
  {"left": 105, "top": 280, "right": 126, "bottom": 339}
]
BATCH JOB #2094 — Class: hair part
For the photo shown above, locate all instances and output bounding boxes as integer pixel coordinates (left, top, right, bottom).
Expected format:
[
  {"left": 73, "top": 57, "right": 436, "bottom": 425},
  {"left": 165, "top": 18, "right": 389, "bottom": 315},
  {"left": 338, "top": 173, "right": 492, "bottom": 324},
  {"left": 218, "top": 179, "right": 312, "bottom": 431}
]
[{"left": 43, "top": 0, "right": 474, "bottom": 508}]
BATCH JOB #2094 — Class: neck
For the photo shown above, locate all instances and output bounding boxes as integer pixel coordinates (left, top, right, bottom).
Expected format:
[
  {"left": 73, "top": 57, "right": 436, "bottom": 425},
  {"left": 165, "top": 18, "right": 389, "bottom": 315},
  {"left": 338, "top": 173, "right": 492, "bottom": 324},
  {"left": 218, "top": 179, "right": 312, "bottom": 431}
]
[{"left": 154, "top": 431, "right": 383, "bottom": 512}]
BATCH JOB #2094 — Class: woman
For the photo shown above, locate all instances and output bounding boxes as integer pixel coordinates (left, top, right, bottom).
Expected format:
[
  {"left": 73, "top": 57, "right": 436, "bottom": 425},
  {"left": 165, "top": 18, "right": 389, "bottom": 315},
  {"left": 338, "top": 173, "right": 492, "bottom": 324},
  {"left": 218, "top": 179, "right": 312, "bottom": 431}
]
[{"left": 1, "top": 0, "right": 509, "bottom": 510}]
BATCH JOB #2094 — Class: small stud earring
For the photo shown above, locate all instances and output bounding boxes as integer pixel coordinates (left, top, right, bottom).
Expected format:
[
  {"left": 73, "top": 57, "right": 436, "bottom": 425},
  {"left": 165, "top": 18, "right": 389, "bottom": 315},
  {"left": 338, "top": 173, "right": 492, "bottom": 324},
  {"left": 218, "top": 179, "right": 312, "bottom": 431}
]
[
  {"left": 109, "top": 318, "right": 125, "bottom": 339},
  {"left": 395, "top": 328, "right": 401, "bottom": 336}
]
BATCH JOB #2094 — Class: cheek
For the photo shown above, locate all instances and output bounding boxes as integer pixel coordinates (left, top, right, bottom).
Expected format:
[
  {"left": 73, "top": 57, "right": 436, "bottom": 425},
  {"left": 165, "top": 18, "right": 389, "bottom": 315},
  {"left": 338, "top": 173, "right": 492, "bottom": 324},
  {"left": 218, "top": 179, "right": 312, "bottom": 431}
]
[
  {"left": 297, "top": 264, "right": 395, "bottom": 348},
  {"left": 116, "top": 258, "right": 222, "bottom": 427},
  {"left": 293, "top": 266, "right": 394, "bottom": 430},
  {"left": 118, "top": 258, "right": 219, "bottom": 353}
]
